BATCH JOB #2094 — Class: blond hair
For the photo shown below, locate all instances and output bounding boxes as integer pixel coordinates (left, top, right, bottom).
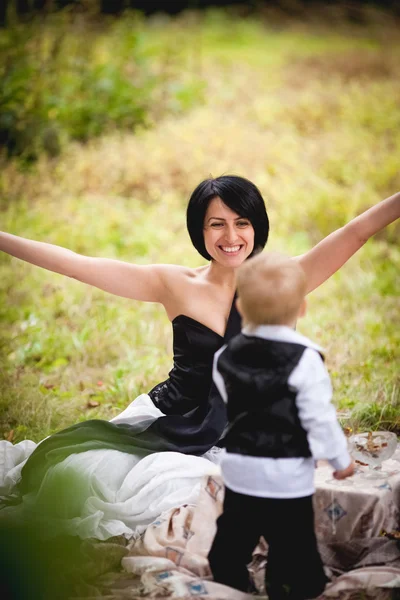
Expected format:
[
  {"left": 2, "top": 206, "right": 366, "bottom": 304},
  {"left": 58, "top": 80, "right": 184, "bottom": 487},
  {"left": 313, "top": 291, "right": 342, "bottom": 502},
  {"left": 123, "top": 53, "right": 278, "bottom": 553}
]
[{"left": 236, "top": 252, "right": 307, "bottom": 326}]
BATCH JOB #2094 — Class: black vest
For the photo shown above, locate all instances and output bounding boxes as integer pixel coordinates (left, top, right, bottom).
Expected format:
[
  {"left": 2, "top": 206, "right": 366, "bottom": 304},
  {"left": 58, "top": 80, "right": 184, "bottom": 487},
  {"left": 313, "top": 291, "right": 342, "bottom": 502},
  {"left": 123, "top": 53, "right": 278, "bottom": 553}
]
[{"left": 217, "top": 333, "right": 317, "bottom": 458}]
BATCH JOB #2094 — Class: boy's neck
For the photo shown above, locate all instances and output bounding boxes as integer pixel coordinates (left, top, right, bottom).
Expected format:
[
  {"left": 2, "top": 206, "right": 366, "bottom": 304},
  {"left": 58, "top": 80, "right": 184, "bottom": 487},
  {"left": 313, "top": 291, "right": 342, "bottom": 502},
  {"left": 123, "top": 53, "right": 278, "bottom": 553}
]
[{"left": 244, "top": 318, "right": 298, "bottom": 330}]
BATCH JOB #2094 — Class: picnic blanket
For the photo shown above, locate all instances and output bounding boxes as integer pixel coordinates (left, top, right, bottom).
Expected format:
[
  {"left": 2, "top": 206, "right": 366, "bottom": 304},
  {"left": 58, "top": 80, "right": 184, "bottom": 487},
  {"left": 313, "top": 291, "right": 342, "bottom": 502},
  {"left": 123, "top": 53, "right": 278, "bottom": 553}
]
[{"left": 69, "top": 475, "right": 400, "bottom": 599}]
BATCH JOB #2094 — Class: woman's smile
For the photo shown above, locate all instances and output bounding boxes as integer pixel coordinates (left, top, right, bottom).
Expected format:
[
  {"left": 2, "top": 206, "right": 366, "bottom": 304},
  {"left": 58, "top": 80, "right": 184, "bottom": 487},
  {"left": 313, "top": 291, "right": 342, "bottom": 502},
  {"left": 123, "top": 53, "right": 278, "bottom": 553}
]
[{"left": 219, "top": 244, "right": 242, "bottom": 255}]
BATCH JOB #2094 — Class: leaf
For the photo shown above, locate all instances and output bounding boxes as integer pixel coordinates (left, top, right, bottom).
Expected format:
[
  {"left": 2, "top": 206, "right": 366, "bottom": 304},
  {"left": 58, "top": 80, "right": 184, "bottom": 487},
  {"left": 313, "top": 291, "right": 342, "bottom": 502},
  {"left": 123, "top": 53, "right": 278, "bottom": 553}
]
[{"left": 87, "top": 400, "right": 100, "bottom": 408}]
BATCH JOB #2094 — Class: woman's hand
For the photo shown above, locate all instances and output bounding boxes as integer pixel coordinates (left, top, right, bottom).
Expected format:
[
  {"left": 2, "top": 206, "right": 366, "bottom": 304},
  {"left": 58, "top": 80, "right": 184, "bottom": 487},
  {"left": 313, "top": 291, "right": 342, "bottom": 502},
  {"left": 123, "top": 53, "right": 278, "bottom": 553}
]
[{"left": 296, "top": 191, "right": 399, "bottom": 294}]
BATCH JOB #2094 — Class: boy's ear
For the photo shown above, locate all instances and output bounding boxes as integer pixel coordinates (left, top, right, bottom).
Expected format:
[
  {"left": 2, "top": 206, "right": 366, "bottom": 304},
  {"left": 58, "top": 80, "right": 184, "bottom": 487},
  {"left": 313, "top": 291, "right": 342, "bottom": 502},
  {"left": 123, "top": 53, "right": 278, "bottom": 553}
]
[
  {"left": 298, "top": 298, "right": 307, "bottom": 318},
  {"left": 235, "top": 297, "right": 243, "bottom": 316}
]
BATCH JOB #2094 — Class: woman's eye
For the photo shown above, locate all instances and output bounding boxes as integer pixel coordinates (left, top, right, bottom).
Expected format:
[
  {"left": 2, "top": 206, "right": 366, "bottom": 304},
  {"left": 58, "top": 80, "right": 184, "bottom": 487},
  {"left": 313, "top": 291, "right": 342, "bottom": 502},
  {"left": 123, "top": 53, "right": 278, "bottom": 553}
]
[
  {"left": 237, "top": 221, "right": 250, "bottom": 228},
  {"left": 210, "top": 222, "right": 224, "bottom": 228}
]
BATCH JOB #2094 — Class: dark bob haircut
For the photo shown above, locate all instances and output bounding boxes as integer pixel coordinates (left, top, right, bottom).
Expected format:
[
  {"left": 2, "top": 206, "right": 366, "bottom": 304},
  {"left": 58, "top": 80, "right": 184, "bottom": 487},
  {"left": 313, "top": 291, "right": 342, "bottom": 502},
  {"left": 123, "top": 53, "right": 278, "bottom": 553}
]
[{"left": 186, "top": 175, "right": 270, "bottom": 261}]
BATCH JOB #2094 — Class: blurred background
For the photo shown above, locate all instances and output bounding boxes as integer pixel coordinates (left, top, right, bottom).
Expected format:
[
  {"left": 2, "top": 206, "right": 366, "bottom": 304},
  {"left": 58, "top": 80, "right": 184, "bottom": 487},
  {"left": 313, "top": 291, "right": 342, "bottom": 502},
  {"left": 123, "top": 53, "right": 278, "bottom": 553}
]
[{"left": 0, "top": 0, "right": 399, "bottom": 442}]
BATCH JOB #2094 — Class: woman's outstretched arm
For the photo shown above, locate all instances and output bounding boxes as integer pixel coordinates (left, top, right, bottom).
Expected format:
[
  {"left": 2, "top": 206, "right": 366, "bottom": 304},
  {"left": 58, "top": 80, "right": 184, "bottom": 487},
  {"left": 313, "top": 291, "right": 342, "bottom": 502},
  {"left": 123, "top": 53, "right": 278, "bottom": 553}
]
[
  {"left": 297, "top": 191, "right": 399, "bottom": 294},
  {"left": 0, "top": 232, "right": 169, "bottom": 302}
]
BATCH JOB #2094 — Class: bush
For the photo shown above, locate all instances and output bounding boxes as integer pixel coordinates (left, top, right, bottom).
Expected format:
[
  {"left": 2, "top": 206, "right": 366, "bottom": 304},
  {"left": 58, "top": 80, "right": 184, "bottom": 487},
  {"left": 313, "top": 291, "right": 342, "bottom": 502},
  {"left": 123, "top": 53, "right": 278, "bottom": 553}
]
[{"left": 0, "top": 12, "right": 204, "bottom": 161}]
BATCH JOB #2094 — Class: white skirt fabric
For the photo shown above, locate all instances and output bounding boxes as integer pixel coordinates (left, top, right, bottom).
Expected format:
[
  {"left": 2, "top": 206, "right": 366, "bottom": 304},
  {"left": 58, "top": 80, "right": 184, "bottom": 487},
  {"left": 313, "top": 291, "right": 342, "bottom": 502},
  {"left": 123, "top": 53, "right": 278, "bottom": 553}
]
[{"left": 0, "top": 394, "right": 223, "bottom": 540}]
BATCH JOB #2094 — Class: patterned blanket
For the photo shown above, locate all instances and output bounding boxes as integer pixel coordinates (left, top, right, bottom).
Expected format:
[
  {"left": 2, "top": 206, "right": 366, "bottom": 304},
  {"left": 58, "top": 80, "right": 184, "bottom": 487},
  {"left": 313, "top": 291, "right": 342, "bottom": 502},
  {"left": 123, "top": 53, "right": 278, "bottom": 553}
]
[{"left": 65, "top": 475, "right": 400, "bottom": 600}]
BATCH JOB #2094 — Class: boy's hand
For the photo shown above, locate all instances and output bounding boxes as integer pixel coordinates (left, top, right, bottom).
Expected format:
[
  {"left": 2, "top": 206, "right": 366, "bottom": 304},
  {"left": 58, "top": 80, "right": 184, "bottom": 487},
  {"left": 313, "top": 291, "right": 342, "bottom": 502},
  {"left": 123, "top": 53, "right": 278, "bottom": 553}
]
[{"left": 333, "top": 461, "right": 355, "bottom": 480}]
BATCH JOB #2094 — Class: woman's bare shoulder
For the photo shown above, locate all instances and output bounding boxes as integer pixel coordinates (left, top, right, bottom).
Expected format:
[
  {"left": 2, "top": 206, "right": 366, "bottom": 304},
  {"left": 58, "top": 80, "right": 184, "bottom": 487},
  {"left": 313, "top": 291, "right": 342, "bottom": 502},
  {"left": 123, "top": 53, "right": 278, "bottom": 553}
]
[
  {"left": 157, "top": 262, "right": 207, "bottom": 277},
  {"left": 158, "top": 263, "right": 206, "bottom": 280},
  {"left": 160, "top": 264, "right": 210, "bottom": 298},
  {"left": 158, "top": 264, "right": 210, "bottom": 319}
]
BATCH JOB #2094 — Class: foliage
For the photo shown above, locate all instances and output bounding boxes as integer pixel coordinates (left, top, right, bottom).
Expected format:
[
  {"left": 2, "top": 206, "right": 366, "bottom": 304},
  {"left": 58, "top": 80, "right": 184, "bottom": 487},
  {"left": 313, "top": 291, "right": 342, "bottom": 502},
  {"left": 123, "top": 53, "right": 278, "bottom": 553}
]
[
  {"left": 0, "top": 7, "right": 399, "bottom": 442},
  {"left": 0, "top": 12, "right": 205, "bottom": 160}
]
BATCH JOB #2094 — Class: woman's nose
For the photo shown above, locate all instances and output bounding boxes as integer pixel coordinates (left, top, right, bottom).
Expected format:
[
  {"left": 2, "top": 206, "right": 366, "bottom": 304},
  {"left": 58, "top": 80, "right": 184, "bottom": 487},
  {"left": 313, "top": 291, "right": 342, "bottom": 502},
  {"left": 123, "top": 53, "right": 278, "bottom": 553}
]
[{"left": 224, "top": 224, "right": 237, "bottom": 243}]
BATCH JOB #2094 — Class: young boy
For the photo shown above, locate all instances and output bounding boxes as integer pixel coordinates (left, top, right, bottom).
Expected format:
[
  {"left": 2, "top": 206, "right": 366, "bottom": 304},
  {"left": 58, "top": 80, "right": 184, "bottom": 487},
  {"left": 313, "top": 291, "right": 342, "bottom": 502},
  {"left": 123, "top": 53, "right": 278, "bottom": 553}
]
[{"left": 208, "top": 252, "right": 354, "bottom": 600}]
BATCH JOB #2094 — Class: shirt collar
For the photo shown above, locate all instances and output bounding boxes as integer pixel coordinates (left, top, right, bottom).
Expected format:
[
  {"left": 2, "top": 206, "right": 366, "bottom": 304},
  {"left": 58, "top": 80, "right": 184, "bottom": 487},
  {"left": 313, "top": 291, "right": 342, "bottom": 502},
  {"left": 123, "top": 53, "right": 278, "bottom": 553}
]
[{"left": 241, "top": 324, "right": 323, "bottom": 353}]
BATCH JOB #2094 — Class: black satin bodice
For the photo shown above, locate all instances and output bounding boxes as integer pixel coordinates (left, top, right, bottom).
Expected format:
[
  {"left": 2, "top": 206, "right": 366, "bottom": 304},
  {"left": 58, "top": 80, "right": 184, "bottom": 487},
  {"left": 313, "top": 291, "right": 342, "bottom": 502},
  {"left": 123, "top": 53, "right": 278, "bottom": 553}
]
[
  {"left": 146, "top": 300, "right": 242, "bottom": 452},
  {"left": 148, "top": 315, "right": 225, "bottom": 416}
]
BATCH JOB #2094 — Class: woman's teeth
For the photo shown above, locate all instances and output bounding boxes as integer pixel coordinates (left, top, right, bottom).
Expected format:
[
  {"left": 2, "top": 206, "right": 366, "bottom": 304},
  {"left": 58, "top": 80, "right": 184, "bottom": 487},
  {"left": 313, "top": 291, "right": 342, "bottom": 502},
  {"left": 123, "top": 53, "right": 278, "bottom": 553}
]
[{"left": 221, "top": 246, "right": 240, "bottom": 253}]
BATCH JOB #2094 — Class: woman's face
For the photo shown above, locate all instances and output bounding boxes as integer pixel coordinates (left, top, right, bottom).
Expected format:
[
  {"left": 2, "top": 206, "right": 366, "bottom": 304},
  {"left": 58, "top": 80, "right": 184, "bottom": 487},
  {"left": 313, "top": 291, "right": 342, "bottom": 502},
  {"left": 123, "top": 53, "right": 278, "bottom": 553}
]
[{"left": 203, "top": 196, "right": 255, "bottom": 267}]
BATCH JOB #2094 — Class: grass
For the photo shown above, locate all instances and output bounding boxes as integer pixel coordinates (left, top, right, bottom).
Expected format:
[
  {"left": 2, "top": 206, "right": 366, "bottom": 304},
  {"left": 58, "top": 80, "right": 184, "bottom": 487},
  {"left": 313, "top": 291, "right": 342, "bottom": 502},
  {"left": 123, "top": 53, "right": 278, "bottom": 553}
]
[{"left": 0, "top": 6, "right": 399, "bottom": 443}]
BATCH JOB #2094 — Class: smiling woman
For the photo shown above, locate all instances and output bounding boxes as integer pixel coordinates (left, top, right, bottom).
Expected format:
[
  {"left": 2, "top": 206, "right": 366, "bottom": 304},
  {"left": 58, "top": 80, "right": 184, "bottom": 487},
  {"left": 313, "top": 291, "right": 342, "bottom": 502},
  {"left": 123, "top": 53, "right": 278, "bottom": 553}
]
[
  {"left": 0, "top": 175, "right": 399, "bottom": 563},
  {"left": 204, "top": 199, "right": 255, "bottom": 262}
]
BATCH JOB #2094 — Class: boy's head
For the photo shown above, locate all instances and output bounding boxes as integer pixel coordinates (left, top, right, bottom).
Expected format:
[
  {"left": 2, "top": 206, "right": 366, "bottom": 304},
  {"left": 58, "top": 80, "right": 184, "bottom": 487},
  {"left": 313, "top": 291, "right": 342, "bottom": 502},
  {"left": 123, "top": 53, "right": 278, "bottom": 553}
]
[{"left": 236, "top": 252, "right": 307, "bottom": 327}]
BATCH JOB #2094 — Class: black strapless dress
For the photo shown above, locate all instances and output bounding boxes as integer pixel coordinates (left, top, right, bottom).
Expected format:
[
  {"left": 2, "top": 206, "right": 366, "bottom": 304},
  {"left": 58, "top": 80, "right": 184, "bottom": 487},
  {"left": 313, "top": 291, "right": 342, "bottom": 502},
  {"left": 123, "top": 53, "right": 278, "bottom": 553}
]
[{"left": 17, "top": 298, "right": 241, "bottom": 495}]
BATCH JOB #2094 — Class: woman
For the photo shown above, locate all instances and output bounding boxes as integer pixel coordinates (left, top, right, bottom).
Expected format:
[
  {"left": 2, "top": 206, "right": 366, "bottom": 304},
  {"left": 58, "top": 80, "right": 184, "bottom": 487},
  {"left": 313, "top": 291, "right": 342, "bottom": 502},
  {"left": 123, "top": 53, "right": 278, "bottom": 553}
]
[{"left": 1, "top": 175, "right": 399, "bottom": 540}]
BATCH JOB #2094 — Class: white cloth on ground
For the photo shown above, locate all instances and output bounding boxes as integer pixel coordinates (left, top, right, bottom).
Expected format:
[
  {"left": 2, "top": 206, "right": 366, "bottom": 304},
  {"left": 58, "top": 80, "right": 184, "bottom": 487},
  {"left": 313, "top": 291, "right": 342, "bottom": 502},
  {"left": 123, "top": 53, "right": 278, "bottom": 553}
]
[{"left": 0, "top": 394, "right": 222, "bottom": 540}]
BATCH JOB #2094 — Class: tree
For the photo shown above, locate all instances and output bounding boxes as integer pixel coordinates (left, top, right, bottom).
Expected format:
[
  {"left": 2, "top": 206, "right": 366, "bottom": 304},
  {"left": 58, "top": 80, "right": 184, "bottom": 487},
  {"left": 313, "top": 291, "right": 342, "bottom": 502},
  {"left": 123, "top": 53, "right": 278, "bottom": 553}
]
[
  {"left": 101, "top": 0, "right": 124, "bottom": 14},
  {"left": 16, "top": 0, "right": 31, "bottom": 15},
  {"left": 0, "top": 0, "right": 8, "bottom": 26}
]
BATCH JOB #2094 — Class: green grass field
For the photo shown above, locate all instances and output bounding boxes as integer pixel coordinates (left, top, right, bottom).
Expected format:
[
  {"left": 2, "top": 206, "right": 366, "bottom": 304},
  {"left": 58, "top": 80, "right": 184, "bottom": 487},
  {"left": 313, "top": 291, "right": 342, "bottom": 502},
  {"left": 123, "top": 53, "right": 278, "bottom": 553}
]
[{"left": 0, "top": 7, "right": 399, "bottom": 443}]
